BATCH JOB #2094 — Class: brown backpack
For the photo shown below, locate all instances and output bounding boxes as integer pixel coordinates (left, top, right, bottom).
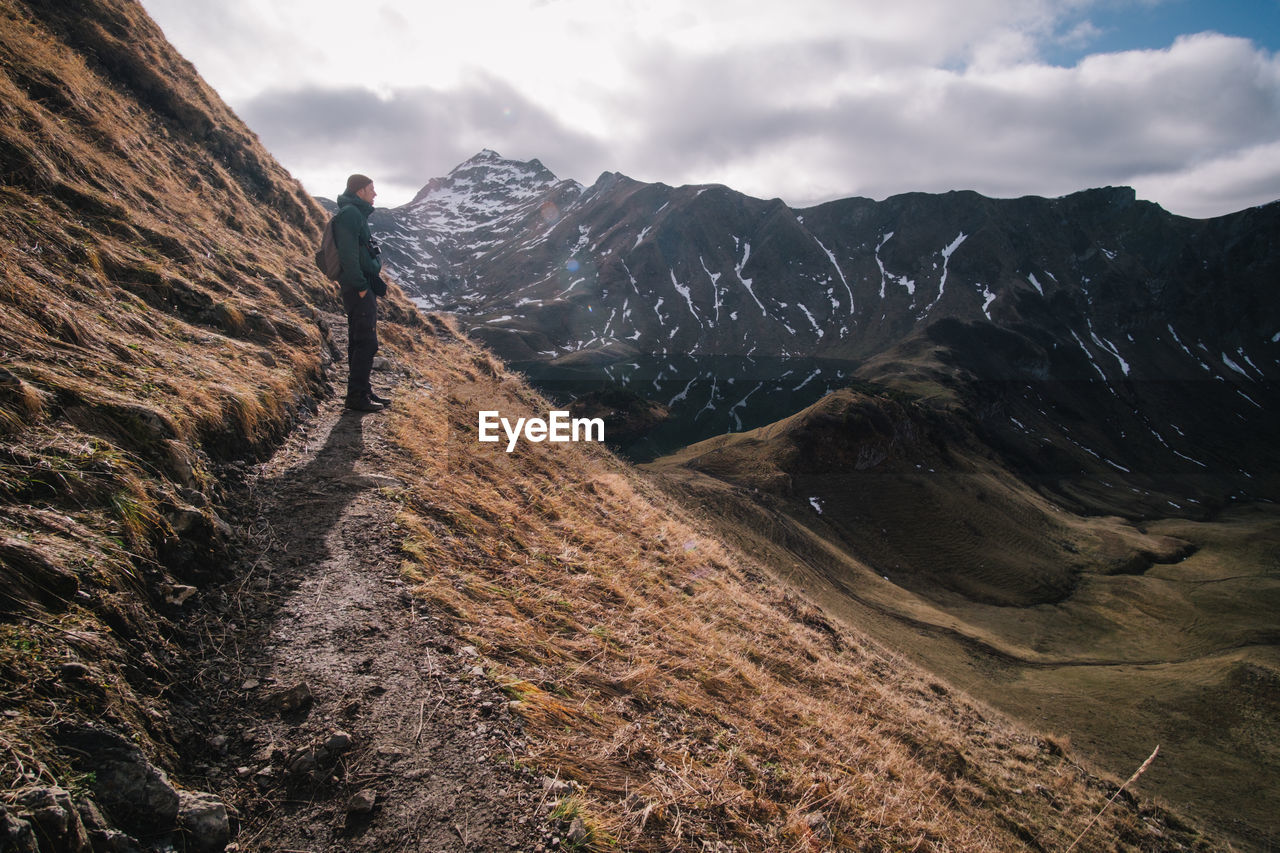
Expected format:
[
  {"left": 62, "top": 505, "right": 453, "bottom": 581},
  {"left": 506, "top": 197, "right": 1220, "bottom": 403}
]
[{"left": 314, "top": 216, "right": 341, "bottom": 280}]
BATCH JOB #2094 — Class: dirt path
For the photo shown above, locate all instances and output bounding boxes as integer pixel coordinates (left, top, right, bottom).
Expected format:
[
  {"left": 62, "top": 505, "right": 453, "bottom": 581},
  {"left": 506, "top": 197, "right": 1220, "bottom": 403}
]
[{"left": 180, "top": 321, "right": 558, "bottom": 852}]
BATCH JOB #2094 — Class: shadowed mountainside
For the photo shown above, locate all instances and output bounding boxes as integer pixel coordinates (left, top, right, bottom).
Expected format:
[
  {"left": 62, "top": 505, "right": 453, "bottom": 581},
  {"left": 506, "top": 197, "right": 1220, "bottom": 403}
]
[{"left": 377, "top": 154, "right": 1279, "bottom": 509}]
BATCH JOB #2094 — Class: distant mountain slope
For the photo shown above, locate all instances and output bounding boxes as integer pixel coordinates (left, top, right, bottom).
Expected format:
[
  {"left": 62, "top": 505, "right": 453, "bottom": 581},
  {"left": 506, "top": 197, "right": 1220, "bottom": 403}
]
[
  {"left": 378, "top": 154, "right": 1279, "bottom": 509},
  {"left": 381, "top": 154, "right": 1277, "bottom": 377}
]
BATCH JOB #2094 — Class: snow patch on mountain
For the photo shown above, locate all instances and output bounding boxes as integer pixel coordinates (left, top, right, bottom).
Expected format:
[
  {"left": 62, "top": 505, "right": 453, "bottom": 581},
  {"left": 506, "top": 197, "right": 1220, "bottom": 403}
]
[
  {"left": 874, "top": 232, "right": 916, "bottom": 297},
  {"left": 797, "top": 303, "right": 822, "bottom": 339},
  {"left": 1222, "top": 352, "right": 1251, "bottom": 379},
  {"left": 733, "top": 239, "right": 768, "bottom": 316},
  {"left": 811, "top": 232, "right": 854, "bottom": 319},
  {"left": 1088, "top": 320, "right": 1130, "bottom": 376},
  {"left": 924, "top": 232, "right": 967, "bottom": 314},
  {"left": 980, "top": 284, "right": 997, "bottom": 320},
  {"left": 671, "top": 269, "right": 703, "bottom": 328},
  {"left": 700, "top": 256, "right": 723, "bottom": 325}
]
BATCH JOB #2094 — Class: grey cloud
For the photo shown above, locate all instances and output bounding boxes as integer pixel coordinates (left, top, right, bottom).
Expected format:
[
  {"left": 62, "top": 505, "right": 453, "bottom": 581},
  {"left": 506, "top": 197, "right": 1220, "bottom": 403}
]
[
  {"left": 608, "top": 33, "right": 1280, "bottom": 213},
  {"left": 609, "top": 40, "right": 852, "bottom": 172},
  {"left": 232, "top": 27, "right": 1278, "bottom": 218},
  {"left": 237, "top": 76, "right": 609, "bottom": 198}
]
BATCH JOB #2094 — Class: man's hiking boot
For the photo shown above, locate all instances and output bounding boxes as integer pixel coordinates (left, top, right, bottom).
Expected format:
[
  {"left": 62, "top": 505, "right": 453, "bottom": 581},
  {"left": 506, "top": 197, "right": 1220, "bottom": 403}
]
[
  {"left": 345, "top": 396, "right": 384, "bottom": 413},
  {"left": 369, "top": 390, "right": 392, "bottom": 405}
]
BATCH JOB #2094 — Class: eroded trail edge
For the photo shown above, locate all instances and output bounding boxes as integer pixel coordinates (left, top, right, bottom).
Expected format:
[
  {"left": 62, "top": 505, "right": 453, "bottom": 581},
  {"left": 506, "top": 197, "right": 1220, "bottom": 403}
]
[{"left": 181, "top": 384, "right": 555, "bottom": 852}]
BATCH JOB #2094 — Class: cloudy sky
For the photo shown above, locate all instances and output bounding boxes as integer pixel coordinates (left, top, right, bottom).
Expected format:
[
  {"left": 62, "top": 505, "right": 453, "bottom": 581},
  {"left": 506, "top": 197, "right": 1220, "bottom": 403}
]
[{"left": 140, "top": 0, "right": 1280, "bottom": 218}]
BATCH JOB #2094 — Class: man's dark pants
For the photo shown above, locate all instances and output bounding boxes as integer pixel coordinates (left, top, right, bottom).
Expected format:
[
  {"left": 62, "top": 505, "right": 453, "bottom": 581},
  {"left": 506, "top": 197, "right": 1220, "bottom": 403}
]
[{"left": 341, "top": 289, "right": 378, "bottom": 402}]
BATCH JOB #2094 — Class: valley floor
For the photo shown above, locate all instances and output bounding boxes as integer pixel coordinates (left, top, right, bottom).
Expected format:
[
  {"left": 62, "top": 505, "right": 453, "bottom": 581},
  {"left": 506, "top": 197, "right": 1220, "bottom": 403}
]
[{"left": 644, "top": 463, "right": 1280, "bottom": 851}]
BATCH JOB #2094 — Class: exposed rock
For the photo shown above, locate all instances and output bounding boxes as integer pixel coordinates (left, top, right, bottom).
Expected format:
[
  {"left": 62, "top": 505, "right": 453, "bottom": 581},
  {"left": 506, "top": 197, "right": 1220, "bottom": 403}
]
[
  {"left": 165, "top": 584, "right": 199, "bottom": 606},
  {"left": 288, "top": 730, "right": 355, "bottom": 784},
  {"left": 541, "top": 776, "right": 570, "bottom": 794},
  {"left": 15, "top": 787, "right": 92, "bottom": 852},
  {"left": 286, "top": 747, "right": 318, "bottom": 781},
  {"left": 253, "top": 767, "right": 277, "bottom": 789},
  {"left": 0, "top": 803, "right": 39, "bottom": 853},
  {"left": 566, "top": 816, "right": 589, "bottom": 845},
  {"left": 76, "top": 798, "right": 144, "bottom": 853},
  {"left": 57, "top": 727, "right": 180, "bottom": 834},
  {"left": 59, "top": 661, "right": 92, "bottom": 681},
  {"left": 347, "top": 789, "right": 377, "bottom": 815},
  {"left": 323, "top": 730, "right": 352, "bottom": 754},
  {"left": 177, "top": 790, "right": 232, "bottom": 853},
  {"left": 273, "top": 681, "right": 313, "bottom": 714}
]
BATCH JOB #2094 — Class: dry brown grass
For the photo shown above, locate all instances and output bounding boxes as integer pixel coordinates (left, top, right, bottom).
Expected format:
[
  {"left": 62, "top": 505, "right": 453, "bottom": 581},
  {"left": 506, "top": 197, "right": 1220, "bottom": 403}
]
[
  {"left": 383, "top": 325, "right": 1214, "bottom": 851},
  {"left": 0, "top": 0, "right": 359, "bottom": 796}
]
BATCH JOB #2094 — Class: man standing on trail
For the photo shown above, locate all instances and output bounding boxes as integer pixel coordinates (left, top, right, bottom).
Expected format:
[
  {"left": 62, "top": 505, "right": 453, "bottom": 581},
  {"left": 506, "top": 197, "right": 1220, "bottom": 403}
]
[{"left": 334, "top": 173, "right": 390, "bottom": 413}]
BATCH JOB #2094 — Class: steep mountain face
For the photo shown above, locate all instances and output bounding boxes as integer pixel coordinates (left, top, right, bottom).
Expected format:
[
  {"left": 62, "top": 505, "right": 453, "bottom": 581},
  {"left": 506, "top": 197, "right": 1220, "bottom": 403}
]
[
  {"left": 360, "top": 149, "right": 585, "bottom": 310},
  {"left": 378, "top": 154, "right": 1279, "bottom": 509}
]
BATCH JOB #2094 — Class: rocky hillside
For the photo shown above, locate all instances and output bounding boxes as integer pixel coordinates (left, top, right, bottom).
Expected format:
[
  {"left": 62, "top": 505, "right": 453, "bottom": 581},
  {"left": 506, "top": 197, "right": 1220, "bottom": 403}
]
[
  {"left": 0, "top": 1, "right": 1241, "bottom": 851},
  {"left": 384, "top": 153, "right": 1278, "bottom": 380},
  {"left": 0, "top": 0, "right": 404, "bottom": 847},
  {"left": 366, "top": 149, "right": 586, "bottom": 307}
]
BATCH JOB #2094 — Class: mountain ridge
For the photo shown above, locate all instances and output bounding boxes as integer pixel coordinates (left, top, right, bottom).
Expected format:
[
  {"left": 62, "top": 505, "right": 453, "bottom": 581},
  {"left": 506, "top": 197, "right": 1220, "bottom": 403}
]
[{"left": 375, "top": 151, "right": 1279, "bottom": 513}]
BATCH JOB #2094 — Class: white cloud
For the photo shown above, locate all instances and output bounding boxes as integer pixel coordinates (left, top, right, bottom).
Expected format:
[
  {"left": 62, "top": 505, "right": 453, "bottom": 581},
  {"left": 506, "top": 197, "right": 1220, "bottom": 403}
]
[
  {"left": 1131, "top": 140, "right": 1280, "bottom": 219},
  {"left": 237, "top": 77, "right": 608, "bottom": 203},
  {"left": 605, "top": 32, "right": 1280, "bottom": 214},
  {"left": 140, "top": 0, "right": 1280, "bottom": 217}
]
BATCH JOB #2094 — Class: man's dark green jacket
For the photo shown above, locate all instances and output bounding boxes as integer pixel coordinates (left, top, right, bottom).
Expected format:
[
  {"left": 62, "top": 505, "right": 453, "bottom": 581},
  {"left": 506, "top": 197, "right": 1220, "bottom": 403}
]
[{"left": 334, "top": 191, "right": 382, "bottom": 296}]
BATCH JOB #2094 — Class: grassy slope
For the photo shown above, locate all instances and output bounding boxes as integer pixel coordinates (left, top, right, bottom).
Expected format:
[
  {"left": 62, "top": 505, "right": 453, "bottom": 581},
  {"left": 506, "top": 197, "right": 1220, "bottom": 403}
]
[
  {"left": 0, "top": 1, "right": 1225, "bottom": 850},
  {"left": 381, "top": 338, "right": 1220, "bottom": 851},
  {"left": 0, "top": 0, "right": 377, "bottom": 794},
  {"left": 645, "top": 387, "right": 1279, "bottom": 848}
]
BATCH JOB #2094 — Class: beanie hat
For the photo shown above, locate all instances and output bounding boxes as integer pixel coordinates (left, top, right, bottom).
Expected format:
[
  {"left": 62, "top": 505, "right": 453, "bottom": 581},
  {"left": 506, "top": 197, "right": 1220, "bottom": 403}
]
[{"left": 345, "top": 173, "right": 373, "bottom": 194}]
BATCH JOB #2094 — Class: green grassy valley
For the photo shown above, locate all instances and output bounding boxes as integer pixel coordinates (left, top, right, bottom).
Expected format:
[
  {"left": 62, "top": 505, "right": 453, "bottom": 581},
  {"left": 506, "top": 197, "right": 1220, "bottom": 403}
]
[{"left": 645, "top": 387, "right": 1280, "bottom": 848}]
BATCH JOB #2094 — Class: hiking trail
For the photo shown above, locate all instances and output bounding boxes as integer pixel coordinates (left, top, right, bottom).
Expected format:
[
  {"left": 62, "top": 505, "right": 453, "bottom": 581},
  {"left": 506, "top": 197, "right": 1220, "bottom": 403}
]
[{"left": 179, "top": 315, "right": 561, "bottom": 852}]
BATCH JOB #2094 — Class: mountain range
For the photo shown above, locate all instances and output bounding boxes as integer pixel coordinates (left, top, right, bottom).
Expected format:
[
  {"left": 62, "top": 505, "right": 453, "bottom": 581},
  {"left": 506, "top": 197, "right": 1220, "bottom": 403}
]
[{"left": 371, "top": 151, "right": 1279, "bottom": 512}]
